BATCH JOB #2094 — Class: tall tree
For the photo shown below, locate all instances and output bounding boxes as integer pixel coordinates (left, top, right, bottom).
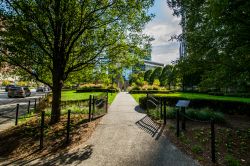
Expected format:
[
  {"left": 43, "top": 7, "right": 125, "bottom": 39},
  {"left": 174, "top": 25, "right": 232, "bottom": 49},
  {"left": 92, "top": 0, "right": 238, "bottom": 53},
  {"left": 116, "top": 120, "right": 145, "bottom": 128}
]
[
  {"left": 0, "top": 0, "right": 154, "bottom": 123},
  {"left": 167, "top": 0, "right": 250, "bottom": 92},
  {"left": 144, "top": 69, "right": 152, "bottom": 82},
  {"left": 149, "top": 67, "right": 162, "bottom": 85}
]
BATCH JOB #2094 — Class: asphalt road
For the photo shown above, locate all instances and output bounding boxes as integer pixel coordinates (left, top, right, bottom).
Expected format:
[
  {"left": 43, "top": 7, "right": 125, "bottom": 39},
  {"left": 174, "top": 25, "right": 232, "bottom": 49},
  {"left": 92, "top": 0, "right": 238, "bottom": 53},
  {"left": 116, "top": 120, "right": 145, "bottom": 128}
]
[{"left": 0, "top": 89, "right": 47, "bottom": 132}]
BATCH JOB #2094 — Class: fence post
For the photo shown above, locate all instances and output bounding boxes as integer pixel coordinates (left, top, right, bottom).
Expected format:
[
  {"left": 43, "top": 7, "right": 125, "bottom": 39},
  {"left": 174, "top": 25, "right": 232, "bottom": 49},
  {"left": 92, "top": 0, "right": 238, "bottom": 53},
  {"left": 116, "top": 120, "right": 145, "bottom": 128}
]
[
  {"left": 40, "top": 111, "right": 45, "bottom": 149},
  {"left": 176, "top": 108, "right": 180, "bottom": 137},
  {"left": 27, "top": 100, "right": 30, "bottom": 114},
  {"left": 181, "top": 107, "right": 186, "bottom": 131},
  {"left": 89, "top": 95, "right": 92, "bottom": 122},
  {"left": 160, "top": 98, "right": 163, "bottom": 119},
  {"left": 66, "top": 110, "right": 71, "bottom": 144},
  {"left": 106, "top": 91, "right": 108, "bottom": 113},
  {"left": 211, "top": 119, "right": 216, "bottom": 163},
  {"left": 92, "top": 96, "right": 95, "bottom": 119},
  {"left": 34, "top": 99, "right": 37, "bottom": 111},
  {"left": 146, "top": 92, "right": 149, "bottom": 113},
  {"left": 163, "top": 98, "right": 166, "bottom": 124},
  {"left": 15, "top": 104, "right": 19, "bottom": 126}
]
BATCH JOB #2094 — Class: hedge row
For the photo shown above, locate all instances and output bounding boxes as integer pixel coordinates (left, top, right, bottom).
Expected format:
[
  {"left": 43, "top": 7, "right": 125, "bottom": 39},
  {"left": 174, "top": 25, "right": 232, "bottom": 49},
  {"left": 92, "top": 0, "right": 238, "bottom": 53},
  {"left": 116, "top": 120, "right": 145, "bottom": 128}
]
[
  {"left": 208, "top": 92, "right": 250, "bottom": 98},
  {"left": 129, "top": 90, "right": 174, "bottom": 94},
  {"left": 139, "top": 96, "right": 250, "bottom": 116},
  {"left": 76, "top": 88, "right": 118, "bottom": 93}
]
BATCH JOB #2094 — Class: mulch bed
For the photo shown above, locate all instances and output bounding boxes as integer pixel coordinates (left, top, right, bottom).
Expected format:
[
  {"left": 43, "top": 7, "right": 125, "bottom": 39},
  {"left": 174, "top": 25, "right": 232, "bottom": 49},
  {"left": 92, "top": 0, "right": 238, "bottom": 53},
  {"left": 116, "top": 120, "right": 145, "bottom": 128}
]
[
  {"left": 0, "top": 114, "right": 101, "bottom": 163},
  {"left": 163, "top": 115, "right": 250, "bottom": 166}
]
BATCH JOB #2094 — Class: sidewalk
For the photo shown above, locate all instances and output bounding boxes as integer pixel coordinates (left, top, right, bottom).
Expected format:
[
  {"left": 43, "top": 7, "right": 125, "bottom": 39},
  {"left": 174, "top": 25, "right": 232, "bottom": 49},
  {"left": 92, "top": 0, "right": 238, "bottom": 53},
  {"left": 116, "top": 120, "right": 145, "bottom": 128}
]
[{"left": 28, "top": 92, "right": 199, "bottom": 166}]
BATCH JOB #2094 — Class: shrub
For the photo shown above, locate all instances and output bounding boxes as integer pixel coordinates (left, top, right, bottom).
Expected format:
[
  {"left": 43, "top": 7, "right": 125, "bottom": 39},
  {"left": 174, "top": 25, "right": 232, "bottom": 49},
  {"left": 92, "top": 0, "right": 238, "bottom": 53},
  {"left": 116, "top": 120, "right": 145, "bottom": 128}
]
[
  {"left": 76, "top": 88, "right": 118, "bottom": 93},
  {"left": 146, "top": 106, "right": 225, "bottom": 122},
  {"left": 191, "top": 145, "right": 203, "bottom": 154},
  {"left": 129, "top": 90, "right": 173, "bottom": 94},
  {"left": 1, "top": 80, "right": 10, "bottom": 86},
  {"left": 224, "top": 154, "right": 240, "bottom": 166},
  {"left": 79, "top": 83, "right": 105, "bottom": 89},
  {"left": 153, "top": 79, "right": 160, "bottom": 86},
  {"left": 138, "top": 96, "right": 250, "bottom": 116},
  {"left": 186, "top": 108, "right": 225, "bottom": 122},
  {"left": 166, "top": 107, "right": 176, "bottom": 119}
]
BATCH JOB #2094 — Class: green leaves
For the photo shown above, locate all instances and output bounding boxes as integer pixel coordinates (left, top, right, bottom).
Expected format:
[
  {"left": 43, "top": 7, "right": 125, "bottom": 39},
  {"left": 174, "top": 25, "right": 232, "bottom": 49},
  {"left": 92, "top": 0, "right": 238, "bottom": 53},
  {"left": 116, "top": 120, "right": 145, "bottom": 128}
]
[{"left": 168, "top": 0, "right": 250, "bottom": 92}]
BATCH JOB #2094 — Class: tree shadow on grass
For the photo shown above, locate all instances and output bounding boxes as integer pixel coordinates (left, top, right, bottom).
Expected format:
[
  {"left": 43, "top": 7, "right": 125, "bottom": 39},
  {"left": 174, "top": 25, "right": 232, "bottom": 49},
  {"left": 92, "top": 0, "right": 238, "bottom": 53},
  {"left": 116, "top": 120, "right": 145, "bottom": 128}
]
[{"left": 0, "top": 114, "right": 101, "bottom": 165}]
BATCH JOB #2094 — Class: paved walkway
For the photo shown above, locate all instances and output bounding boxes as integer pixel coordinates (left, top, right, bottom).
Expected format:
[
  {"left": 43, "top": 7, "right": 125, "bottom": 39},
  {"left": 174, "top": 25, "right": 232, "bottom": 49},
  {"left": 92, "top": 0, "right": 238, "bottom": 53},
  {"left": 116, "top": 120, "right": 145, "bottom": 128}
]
[{"left": 20, "top": 92, "right": 199, "bottom": 166}]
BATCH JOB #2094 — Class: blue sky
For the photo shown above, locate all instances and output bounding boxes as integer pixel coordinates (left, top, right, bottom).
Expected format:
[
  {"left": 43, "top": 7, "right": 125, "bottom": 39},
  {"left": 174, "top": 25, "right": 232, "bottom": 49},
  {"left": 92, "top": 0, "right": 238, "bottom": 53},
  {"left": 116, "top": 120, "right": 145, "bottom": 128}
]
[{"left": 144, "top": 0, "right": 181, "bottom": 65}]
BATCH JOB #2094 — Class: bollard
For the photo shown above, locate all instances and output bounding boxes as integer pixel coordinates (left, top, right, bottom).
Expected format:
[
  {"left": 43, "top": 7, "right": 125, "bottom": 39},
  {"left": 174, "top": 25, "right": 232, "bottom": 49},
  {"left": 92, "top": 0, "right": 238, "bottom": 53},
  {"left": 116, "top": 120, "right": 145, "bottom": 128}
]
[
  {"left": 146, "top": 93, "right": 149, "bottom": 114},
  {"left": 181, "top": 107, "right": 186, "bottom": 131},
  {"left": 176, "top": 109, "right": 180, "bottom": 137},
  {"left": 211, "top": 119, "right": 216, "bottom": 163},
  {"left": 15, "top": 104, "right": 19, "bottom": 126},
  {"left": 160, "top": 98, "right": 163, "bottom": 119},
  {"left": 40, "top": 111, "right": 45, "bottom": 149},
  {"left": 27, "top": 101, "right": 30, "bottom": 114},
  {"left": 92, "top": 96, "right": 95, "bottom": 119},
  {"left": 106, "top": 91, "right": 108, "bottom": 113},
  {"left": 66, "top": 110, "right": 71, "bottom": 144},
  {"left": 89, "top": 95, "right": 92, "bottom": 122},
  {"left": 163, "top": 99, "right": 166, "bottom": 124},
  {"left": 34, "top": 99, "right": 37, "bottom": 110}
]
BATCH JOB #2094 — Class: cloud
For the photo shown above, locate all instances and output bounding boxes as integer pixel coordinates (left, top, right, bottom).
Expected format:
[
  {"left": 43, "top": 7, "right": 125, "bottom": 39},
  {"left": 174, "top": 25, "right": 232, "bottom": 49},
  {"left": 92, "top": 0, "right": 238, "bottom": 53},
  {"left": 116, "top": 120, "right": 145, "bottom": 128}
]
[{"left": 143, "top": 1, "right": 181, "bottom": 65}]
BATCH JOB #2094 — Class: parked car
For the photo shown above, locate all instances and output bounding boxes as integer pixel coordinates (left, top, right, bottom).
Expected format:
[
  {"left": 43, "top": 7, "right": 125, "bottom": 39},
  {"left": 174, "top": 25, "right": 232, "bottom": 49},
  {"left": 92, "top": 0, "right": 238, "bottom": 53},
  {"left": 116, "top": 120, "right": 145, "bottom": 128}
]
[
  {"left": 8, "top": 86, "right": 31, "bottom": 98},
  {"left": 5, "top": 85, "right": 15, "bottom": 92},
  {"left": 36, "top": 87, "right": 45, "bottom": 92}
]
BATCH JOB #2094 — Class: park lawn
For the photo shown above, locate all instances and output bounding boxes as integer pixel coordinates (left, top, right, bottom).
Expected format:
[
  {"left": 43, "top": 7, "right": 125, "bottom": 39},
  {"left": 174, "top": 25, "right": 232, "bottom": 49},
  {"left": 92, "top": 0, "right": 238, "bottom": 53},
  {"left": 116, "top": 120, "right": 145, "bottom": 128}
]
[
  {"left": 61, "top": 90, "right": 102, "bottom": 101},
  {"left": 131, "top": 92, "right": 250, "bottom": 103},
  {"left": 108, "top": 92, "right": 118, "bottom": 104},
  {"left": 61, "top": 90, "right": 118, "bottom": 105}
]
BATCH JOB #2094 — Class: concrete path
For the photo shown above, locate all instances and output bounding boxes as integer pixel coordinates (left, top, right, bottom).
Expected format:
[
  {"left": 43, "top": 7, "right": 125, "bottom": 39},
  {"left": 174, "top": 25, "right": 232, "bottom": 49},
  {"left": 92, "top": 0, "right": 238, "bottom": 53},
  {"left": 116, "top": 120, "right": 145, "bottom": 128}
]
[{"left": 18, "top": 92, "right": 199, "bottom": 166}]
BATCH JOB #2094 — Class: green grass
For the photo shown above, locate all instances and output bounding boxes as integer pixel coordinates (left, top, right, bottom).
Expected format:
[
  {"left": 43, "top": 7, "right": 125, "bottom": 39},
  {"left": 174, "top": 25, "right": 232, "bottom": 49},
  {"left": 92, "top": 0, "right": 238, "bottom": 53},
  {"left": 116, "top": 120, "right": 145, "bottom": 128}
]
[
  {"left": 61, "top": 90, "right": 117, "bottom": 105},
  {"left": 131, "top": 92, "right": 250, "bottom": 103},
  {"left": 108, "top": 92, "right": 118, "bottom": 104},
  {"left": 61, "top": 90, "right": 102, "bottom": 101}
]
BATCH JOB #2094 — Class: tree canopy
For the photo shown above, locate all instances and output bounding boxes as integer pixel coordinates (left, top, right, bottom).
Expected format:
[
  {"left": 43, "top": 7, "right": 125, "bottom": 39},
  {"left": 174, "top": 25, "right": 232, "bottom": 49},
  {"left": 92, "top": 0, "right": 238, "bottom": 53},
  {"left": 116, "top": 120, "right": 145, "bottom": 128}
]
[
  {"left": 167, "top": 0, "right": 250, "bottom": 92},
  {"left": 0, "top": 0, "right": 154, "bottom": 123}
]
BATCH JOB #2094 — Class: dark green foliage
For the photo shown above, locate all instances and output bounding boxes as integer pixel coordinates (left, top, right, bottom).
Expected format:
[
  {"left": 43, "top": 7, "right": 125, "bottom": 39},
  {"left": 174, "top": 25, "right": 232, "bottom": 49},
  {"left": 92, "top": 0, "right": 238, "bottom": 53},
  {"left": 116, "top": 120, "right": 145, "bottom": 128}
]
[
  {"left": 191, "top": 145, "right": 203, "bottom": 154},
  {"left": 144, "top": 70, "right": 153, "bottom": 82},
  {"left": 139, "top": 96, "right": 250, "bottom": 116},
  {"left": 167, "top": 0, "right": 250, "bottom": 92},
  {"left": 129, "top": 90, "right": 174, "bottom": 94},
  {"left": 149, "top": 67, "right": 162, "bottom": 85},
  {"left": 159, "top": 65, "right": 175, "bottom": 88},
  {"left": 0, "top": 0, "right": 154, "bottom": 123},
  {"left": 146, "top": 106, "right": 225, "bottom": 122},
  {"left": 76, "top": 88, "right": 118, "bottom": 93},
  {"left": 224, "top": 154, "right": 241, "bottom": 166}
]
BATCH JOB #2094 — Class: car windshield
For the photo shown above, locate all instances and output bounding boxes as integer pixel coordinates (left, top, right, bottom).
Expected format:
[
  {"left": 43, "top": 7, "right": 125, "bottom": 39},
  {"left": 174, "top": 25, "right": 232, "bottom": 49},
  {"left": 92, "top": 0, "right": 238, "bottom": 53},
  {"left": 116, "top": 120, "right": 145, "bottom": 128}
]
[{"left": 10, "top": 87, "right": 22, "bottom": 90}]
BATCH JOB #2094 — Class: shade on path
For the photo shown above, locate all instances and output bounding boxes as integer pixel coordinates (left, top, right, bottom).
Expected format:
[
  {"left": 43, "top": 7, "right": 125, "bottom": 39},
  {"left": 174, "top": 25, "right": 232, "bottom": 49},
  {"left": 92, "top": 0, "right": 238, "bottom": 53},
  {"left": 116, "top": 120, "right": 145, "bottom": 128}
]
[
  {"left": 21, "top": 92, "right": 199, "bottom": 166},
  {"left": 78, "top": 92, "right": 198, "bottom": 166}
]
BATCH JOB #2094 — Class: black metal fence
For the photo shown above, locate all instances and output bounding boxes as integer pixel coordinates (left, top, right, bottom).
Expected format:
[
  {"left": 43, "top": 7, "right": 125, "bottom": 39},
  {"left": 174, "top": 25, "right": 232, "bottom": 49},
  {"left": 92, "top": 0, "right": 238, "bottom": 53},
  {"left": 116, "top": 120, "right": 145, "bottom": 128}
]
[
  {"left": 1, "top": 92, "right": 109, "bottom": 151},
  {"left": 146, "top": 94, "right": 167, "bottom": 124},
  {"left": 176, "top": 109, "right": 216, "bottom": 163},
  {"left": 145, "top": 94, "right": 216, "bottom": 163}
]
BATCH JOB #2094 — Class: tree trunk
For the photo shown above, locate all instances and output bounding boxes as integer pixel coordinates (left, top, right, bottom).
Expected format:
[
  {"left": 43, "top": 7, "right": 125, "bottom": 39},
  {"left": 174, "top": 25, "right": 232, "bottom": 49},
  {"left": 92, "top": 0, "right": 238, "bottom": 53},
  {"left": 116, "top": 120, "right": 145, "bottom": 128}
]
[
  {"left": 50, "top": 68, "right": 63, "bottom": 124},
  {"left": 50, "top": 82, "right": 62, "bottom": 124}
]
